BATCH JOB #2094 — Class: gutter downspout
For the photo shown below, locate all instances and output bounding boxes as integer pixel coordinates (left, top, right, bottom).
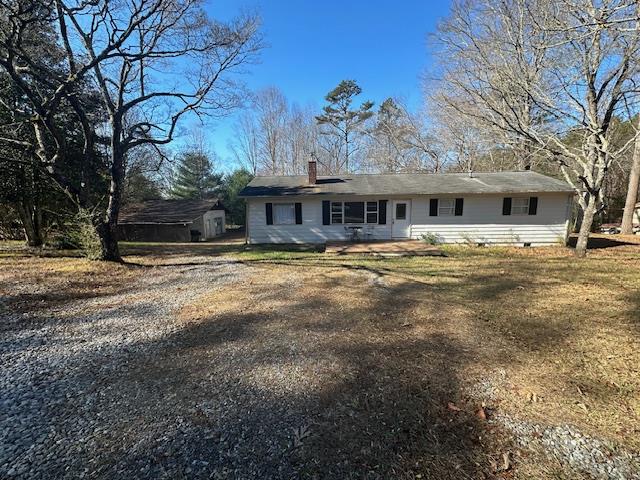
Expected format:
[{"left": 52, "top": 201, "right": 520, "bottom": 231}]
[{"left": 244, "top": 200, "right": 249, "bottom": 245}]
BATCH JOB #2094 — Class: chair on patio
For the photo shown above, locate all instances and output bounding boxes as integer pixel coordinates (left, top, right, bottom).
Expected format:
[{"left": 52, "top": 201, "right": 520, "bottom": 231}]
[
  {"left": 363, "top": 225, "right": 374, "bottom": 241},
  {"left": 344, "top": 226, "right": 361, "bottom": 242}
]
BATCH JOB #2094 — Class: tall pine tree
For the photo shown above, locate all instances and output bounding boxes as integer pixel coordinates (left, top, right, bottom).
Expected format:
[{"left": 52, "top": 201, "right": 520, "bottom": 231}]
[
  {"left": 170, "top": 152, "right": 223, "bottom": 199},
  {"left": 316, "top": 80, "right": 373, "bottom": 172},
  {"left": 221, "top": 168, "right": 254, "bottom": 225}
]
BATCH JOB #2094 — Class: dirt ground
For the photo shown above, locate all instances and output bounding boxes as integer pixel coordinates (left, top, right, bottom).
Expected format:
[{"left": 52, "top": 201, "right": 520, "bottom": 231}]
[{"left": 1, "top": 237, "right": 639, "bottom": 479}]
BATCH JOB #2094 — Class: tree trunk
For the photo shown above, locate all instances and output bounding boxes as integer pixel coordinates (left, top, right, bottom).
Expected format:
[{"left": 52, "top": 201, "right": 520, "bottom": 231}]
[
  {"left": 16, "top": 200, "right": 43, "bottom": 247},
  {"left": 95, "top": 186, "right": 122, "bottom": 261},
  {"left": 573, "top": 204, "right": 583, "bottom": 233},
  {"left": 344, "top": 129, "right": 350, "bottom": 173},
  {"left": 94, "top": 128, "right": 126, "bottom": 262},
  {"left": 575, "top": 196, "right": 597, "bottom": 258},
  {"left": 620, "top": 126, "right": 640, "bottom": 234},
  {"left": 95, "top": 221, "right": 120, "bottom": 261}
]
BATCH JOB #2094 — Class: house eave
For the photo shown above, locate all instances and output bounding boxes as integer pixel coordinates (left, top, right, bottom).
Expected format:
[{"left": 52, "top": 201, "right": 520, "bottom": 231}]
[{"left": 240, "top": 190, "right": 576, "bottom": 199}]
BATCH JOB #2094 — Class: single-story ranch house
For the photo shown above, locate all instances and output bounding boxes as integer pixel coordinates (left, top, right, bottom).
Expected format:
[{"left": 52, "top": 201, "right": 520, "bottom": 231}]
[
  {"left": 118, "top": 198, "right": 225, "bottom": 242},
  {"left": 239, "top": 160, "right": 575, "bottom": 246}
]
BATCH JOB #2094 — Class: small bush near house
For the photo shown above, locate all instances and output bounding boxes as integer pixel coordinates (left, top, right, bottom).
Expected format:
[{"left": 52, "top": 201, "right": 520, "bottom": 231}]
[
  {"left": 460, "top": 232, "right": 476, "bottom": 246},
  {"left": 420, "top": 232, "right": 441, "bottom": 245}
]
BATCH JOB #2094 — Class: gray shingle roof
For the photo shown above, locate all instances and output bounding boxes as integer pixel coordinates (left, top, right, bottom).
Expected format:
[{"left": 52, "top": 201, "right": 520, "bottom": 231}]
[
  {"left": 239, "top": 171, "right": 574, "bottom": 198},
  {"left": 119, "top": 199, "right": 224, "bottom": 224}
]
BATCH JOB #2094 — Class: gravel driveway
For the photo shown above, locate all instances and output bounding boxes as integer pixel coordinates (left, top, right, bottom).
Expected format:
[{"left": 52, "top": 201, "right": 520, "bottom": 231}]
[
  {"left": 1, "top": 255, "right": 499, "bottom": 480},
  {"left": 1, "top": 257, "right": 251, "bottom": 479},
  {"left": 3, "top": 250, "right": 638, "bottom": 479}
]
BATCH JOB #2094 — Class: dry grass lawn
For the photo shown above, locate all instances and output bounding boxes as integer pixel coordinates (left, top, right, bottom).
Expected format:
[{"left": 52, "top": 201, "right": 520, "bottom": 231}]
[
  {"left": 224, "top": 242, "right": 639, "bottom": 477},
  {"left": 1, "top": 236, "right": 639, "bottom": 479}
]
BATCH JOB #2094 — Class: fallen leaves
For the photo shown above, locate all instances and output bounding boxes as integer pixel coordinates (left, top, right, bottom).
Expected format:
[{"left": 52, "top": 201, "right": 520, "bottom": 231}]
[
  {"left": 575, "top": 401, "right": 589, "bottom": 413},
  {"left": 500, "top": 452, "right": 512, "bottom": 472},
  {"left": 448, "top": 401, "right": 489, "bottom": 422},
  {"left": 490, "top": 452, "right": 513, "bottom": 473},
  {"left": 476, "top": 406, "right": 487, "bottom": 420},
  {"left": 527, "top": 391, "right": 541, "bottom": 403}
]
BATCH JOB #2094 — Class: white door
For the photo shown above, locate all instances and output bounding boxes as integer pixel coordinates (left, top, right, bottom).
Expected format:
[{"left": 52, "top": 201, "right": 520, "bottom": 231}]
[{"left": 392, "top": 200, "right": 411, "bottom": 238}]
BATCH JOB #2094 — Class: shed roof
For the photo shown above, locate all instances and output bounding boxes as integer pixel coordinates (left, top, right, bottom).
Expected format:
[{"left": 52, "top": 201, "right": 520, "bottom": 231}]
[
  {"left": 239, "top": 171, "right": 574, "bottom": 198},
  {"left": 119, "top": 198, "right": 224, "bottom": 224}
]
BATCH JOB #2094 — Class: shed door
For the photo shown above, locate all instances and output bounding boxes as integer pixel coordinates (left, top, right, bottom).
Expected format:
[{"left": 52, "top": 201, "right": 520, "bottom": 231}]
[{"left": 392, "top": 200, "right": 411, "bottom": 238}]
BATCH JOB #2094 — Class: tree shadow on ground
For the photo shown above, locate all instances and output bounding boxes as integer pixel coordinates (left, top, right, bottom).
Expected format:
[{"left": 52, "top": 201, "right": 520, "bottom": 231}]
[
  {"left": 96, "top": 292, "right": 500, "bottom": 479},
  {"left": 567, "top": 234, "right": 639, "bottom": 249},
  {"left": 79, "top": 268, "right": 583, "bottom": 477}
]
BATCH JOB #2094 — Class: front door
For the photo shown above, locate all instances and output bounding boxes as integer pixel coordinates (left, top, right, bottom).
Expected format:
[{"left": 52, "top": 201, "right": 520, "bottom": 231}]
[{"left": 392, "top": 200, "right": 411, "bottom": 238}]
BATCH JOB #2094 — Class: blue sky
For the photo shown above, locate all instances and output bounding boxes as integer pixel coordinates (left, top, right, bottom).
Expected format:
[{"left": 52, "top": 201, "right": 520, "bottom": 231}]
[{"left": 199, "top": 0, "right": 452, "bottom": 170}]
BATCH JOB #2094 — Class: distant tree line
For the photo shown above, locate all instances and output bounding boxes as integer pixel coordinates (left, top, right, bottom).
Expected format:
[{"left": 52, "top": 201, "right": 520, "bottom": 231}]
[{"left": 229, "top": 82, "right": 441, "bottom": 177}]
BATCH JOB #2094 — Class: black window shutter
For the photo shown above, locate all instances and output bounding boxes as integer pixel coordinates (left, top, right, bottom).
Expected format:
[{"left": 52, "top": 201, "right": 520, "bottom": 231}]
[
  {"left": 455, "top": 198, "right": 464, "bottom": 216},
  {"left": 502, "top": 197, "right": 512, "bottom": 216},
  {"left": 429, "top": 198, "right": 439, "bottom": 216},
  {"left": 378, "top": 200, "right": 387, "bottom": 224},
  {"left": 295, "top": 203, "right": 302, "bottom": 224},
  {"left": 529, "top": 197, "right": 538, "bottom": 215},
  {"left": 322, "top": 200, "right": 330, "bottom": 225},
  {"left": 265, "top": 203, "right": 273, "bottom": 225}
]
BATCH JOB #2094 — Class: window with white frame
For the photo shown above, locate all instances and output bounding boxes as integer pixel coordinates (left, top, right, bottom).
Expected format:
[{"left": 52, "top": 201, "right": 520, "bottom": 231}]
[
  {"left": 511, "top": 197, "right": 530, "bottom": 215},
  {"left": 331, "top": 202, "right": 343, "bottom": 224},
  {"left": 438, "top": 198, "right": 455, "bottom": 216},
  {"left": 273, "top": 203, "right": 296, "bottom": 225},
  {"left": 330, "top": 201, "right": 378, "bottom": 224},
  {"left": 366, "top": 201, "right": 378, "bottom": 223}
]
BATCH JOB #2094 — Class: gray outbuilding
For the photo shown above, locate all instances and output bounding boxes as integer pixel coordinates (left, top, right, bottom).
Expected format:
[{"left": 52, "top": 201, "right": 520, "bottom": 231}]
[{"left": 118, "top": 199, "right": 225, "bottom": 242}]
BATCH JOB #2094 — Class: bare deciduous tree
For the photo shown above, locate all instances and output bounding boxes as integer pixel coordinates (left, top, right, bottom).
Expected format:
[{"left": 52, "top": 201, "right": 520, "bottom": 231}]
[
  {"left": 284, "top": 103, "right": 320, "bottom": 175},
  {"left": 229, "top": 111, "right": 261, "bottom": 175},
  {"left": 254, "top": 87, "right": 288, "bottom": 175},
  {"left": 430, "top": 0, "right": 640, "bottom": 257},
  {"left": 620, "top": 117, "right": 640, "bottom": 234},
  {"left": 365, "top": 98, "right": 442, "bottom": 173},
  {"left": 0, "top": 0, "right": 261, "bottom": 260},
  {"left": 230, "top": 88, "right": 321, "bottom": 176}
]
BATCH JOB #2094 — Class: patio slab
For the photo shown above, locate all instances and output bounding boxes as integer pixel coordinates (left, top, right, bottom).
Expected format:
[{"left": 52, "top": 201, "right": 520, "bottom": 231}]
[{"left": 325, "top": 240, "right": 445, "bottom": 257}]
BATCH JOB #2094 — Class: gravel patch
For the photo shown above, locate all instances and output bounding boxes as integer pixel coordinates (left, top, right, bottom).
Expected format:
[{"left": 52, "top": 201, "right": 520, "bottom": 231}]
[
  {"left": 495, "top": 414, "right": 640, "bottom": 479},
  {"left": 465, "top": 368, "right": 507, "bottom": 401},
  {"left": 466, "top": 372, "right": 640, "bottom": 479},
  {"left": 0, "top": 257, "right": 250, "bottom": 479}
]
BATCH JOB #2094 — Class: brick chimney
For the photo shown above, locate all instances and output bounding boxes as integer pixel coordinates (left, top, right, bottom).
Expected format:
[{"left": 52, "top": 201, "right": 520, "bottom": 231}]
[{"left": 308, "top": 158, "right": 317, "bottom": 185}]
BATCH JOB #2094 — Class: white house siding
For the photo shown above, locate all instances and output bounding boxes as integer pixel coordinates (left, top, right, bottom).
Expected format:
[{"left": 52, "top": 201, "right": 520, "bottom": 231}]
[
  {"left": 247, "top": 196, "right": 392, "bottom": 244},
  {"left": 247, "top": 193, "right": 572, "bottom": 245},
  {"left": 410, "top": 193, "right": 572, "bottom": 245}
]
